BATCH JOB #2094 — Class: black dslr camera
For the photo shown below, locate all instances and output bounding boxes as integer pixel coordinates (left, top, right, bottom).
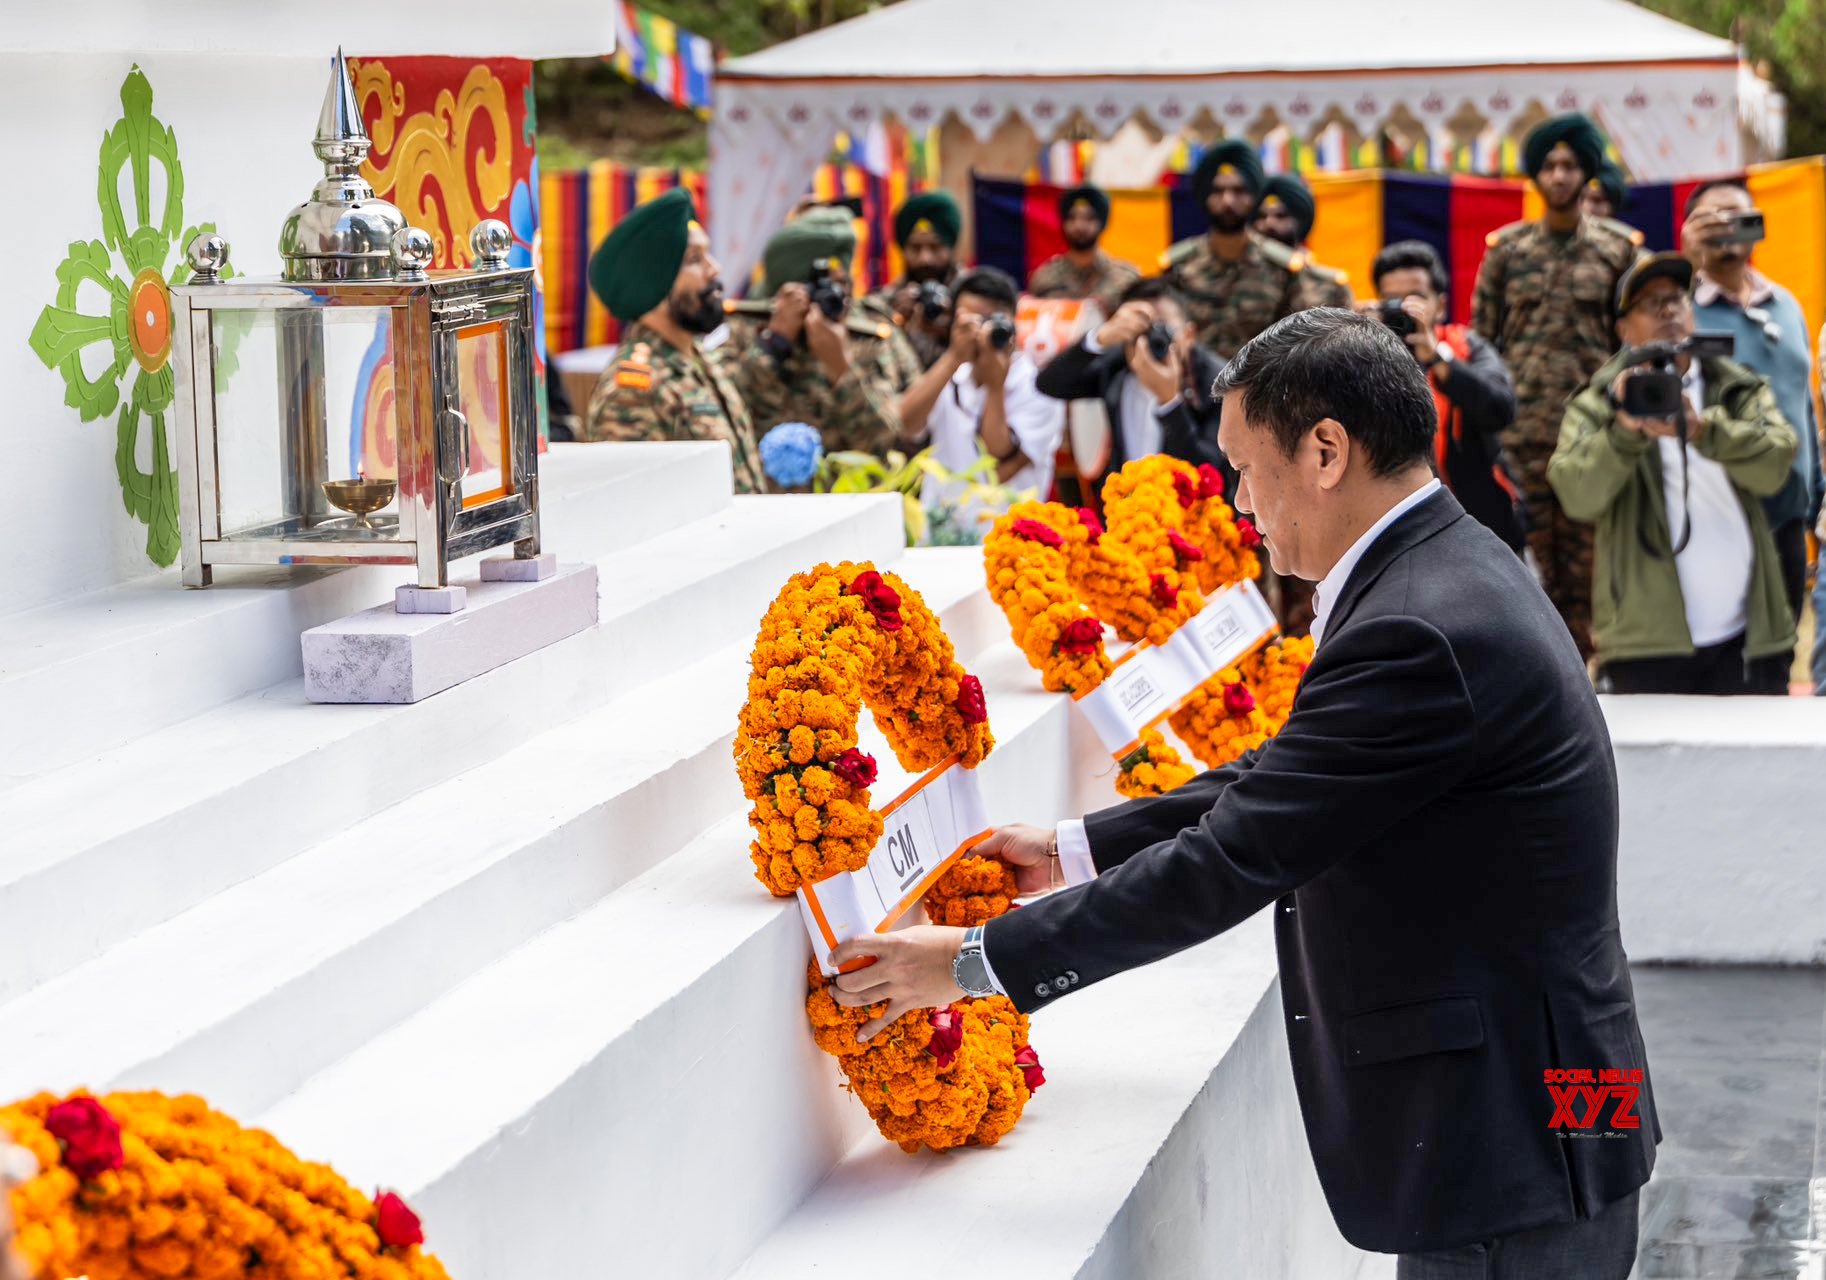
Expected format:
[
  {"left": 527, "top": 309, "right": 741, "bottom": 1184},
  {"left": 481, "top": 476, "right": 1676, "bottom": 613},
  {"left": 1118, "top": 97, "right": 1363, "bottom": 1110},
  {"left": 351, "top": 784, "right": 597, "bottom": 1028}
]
[
  {"left": 1145, "top": 322, "right": 1174, "bottom": 362},
  {"left": 915, "top": 280, "right": 952, "bottom": 323},
  {"left": 1376, "top": 299, "right": 1417, "bottom": 338},
  {"left": 1617, "top": 333, "right": 1735, "bottom": 419},
  {"left": 984, "top": 313, "right": 1017, "bottom": 351},
  {"left": 806, "top": 257, "right": 847, "bottom": 321},
  {"left": 1714, "top": 209, "right": 1766, "bottom": 247}
]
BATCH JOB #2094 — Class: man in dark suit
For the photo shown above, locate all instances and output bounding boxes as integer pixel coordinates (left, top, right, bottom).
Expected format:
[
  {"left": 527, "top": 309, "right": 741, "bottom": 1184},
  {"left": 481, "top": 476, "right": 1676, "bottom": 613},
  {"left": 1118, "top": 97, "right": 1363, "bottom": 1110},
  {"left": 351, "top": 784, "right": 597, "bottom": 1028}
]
[
  {"left": 831, "top": 308, "right": 1660, "bottom": 1278},
  {"left": 1035, "top": 277, "right": 1231, "bottom": 487}
]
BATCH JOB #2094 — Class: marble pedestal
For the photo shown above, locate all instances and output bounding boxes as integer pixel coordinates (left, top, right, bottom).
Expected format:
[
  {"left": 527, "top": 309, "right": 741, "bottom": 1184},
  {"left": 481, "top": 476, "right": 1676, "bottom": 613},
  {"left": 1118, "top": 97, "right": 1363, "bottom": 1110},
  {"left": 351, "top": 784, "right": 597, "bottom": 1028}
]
[{"left": 302, "top": 563, "right": 598, "bottom": 704}]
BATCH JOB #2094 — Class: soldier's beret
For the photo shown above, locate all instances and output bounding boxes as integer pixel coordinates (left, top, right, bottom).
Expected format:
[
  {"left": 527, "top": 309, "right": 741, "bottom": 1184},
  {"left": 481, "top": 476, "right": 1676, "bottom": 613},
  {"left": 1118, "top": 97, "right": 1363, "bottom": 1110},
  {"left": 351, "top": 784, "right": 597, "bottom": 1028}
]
[
  {"left": 762, "top": 207, "right": 859, "bottom": 298},
  {"left": 1259, "top": 174, "right": 1316, "bottom": 242},
  {"left": 1192, "top": 140, "right": 1265, "bottom": 204},
  {"left": 893, "top": 191, "right": 962, "bottom": 247},
  {"left": 1523, "top": 113, "right": 1605, "bottom": 180},
  {"left": 1589, "top": 160, "right": 1629, "bottom": 213},
  {"left": 589, "top": 188, "right": 695, "bottom": 322},
  {"left": 1058, "top": 183, "right": 1111, "bottom": 225}
]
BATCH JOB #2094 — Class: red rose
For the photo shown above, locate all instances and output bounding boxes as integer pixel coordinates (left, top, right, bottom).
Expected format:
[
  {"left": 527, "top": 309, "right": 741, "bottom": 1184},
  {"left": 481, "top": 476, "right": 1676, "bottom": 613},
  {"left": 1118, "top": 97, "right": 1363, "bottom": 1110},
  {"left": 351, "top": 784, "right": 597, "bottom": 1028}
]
[
  {"left": 1010, "top": 518, "right": 1064, "bottom": 548},
  {"left": 1172, "top": 471, "right": 1199, "bottom": 509},
  {"left": 1236, "top": 518, "right": 1262, "bottom": 550},
  {"left": 1075, "top": 507, "right": 1105, "bottom": 539},
  {"left": 1197, "top": 463, "right": 1226, "bottom": 499},
  {"left": 1167, "top": 529, "right": 1204, "bottom": 565},
  {"left": 831, "top": 748, "right": 878, "bottom": 787},
  {"left": 1149, "top": 573, "right": 1178, "bottom": 609},
  {"left": 928, "top": 1006, "right": 965, "bottom": 1068},
  {"left": 44, "top": 1097, "right": 123, "bottom": 1181},
  {"left": 374, "top": 1190, "right": 425, "bottom": 1249},
  {"left": 1058, "top": 616, "right": 1104, "bottom": 654},
  {"left": 954, "top": 674, "right": 987, "bottom": 725},
  {"left": 846, "top": 570, "right": 904, "bottom": 631},
  {"left": 1223, "top": 681, "right": 1256, "bottom": 716},
  {"left": 1015, "top": 1045, "right": 1046, "bottom": 1091}
]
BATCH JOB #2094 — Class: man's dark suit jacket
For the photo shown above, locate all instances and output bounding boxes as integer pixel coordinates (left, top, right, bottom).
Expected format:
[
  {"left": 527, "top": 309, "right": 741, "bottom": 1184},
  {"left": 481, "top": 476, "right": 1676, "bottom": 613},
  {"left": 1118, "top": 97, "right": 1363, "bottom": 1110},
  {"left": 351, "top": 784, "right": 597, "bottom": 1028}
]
[
  {"left": 984, "top": 487, "right": 1661, "bottom": 1254},
  {"left": 1034, "top": 335, "right": 1231, "bottom": 486}
]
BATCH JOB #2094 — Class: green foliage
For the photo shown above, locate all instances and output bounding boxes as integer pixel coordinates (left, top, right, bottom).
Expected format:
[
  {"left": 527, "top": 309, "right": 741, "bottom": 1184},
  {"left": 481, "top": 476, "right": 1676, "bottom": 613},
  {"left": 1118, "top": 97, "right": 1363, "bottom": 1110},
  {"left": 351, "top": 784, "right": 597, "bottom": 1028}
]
[
  {"left": 1632, "top": 0, "right": 1826, "bottom": 158},
  {"left": 815, "top": 447, "right": 1031, "bottom": 547}
]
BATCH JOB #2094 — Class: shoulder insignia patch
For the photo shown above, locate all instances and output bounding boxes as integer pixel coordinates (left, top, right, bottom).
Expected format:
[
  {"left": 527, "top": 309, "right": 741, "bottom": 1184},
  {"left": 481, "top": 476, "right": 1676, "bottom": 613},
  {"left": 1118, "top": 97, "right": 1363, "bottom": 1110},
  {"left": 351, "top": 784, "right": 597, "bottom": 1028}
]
[{"left": 614, "top": 342, "right": 653, "bottom": 391}]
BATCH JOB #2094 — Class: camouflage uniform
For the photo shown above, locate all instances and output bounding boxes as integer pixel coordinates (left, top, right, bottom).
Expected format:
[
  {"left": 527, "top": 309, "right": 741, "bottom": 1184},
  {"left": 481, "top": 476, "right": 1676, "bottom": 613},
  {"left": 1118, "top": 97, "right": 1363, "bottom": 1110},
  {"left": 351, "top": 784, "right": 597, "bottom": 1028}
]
[
  {"left": 1161, "top": 232, "right": 1303, "bottom": 360},
  {"left": 1472, "top": 216, "right": 1641, "bottom": 657},
  {"left": 1027, "top": 249, "right": 1142, "bottom": 316},
  {"left": 1288, "top": 250, "right": 1354, "bottom": 311},
  {"left": 717, "top": 310, "right": 907, "bottom": 458},
  {"left": 864, "top": 280, "right": 949, "bottom": 373},
  {"left": 583, "top": 321, "right": 766, "bottom": 494}
]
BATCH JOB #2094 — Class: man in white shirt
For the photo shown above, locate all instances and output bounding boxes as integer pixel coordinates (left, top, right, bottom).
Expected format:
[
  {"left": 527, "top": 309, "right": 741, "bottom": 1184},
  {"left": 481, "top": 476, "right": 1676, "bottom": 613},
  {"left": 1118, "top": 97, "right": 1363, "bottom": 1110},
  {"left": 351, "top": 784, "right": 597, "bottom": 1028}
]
[
  {"left": 1548, "top": 252, "right": 1798, "bottom": 694},
  {"left": 897, "top": 267, "right": 1062, "bottom": 540}
]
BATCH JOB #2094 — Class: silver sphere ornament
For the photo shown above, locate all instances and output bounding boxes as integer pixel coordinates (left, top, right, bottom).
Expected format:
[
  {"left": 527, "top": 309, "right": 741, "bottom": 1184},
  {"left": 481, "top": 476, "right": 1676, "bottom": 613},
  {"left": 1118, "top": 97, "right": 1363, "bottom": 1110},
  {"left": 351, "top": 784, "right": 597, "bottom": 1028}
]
[
  {"left": 185, "top": 232, "right": 230, "bottom": 282},
  {"left": 470, "top": 218, "right": 513, "bottom": 268},
  {"left": 391, "top": 226, "right": 436, "bottom": 279}
]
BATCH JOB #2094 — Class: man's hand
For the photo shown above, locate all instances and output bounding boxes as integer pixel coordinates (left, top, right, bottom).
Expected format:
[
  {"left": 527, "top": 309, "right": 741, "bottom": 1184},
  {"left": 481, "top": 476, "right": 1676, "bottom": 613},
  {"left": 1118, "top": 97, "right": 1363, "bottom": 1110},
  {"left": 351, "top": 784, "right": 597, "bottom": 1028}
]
[
  {"left": 1129, "top": 332, "right": 1183, "bottom": 402},
  {"left": 769, "top": 283, "right": 811, "bottom": 343},
  {"left": 1680, "top": 205, "right": 1730, "bottom": 263},
  {"left": 976, "top": 823, "right": 1060, "bottom": 895},
  {"left": 830, "top": 925, "right": 969, "bottom": 1041},
  {"left": 948, "top": 309, "right": 984, "bottom": 361},
  {"left": 806, "top": 307, "right": 850, "bottom": 381},
  {"left": 973, "top": 325, "right": 1011, "bottom": 390},
  {"left": 1095, "top": 300, "right": 1155, "bottom": 351},
  {"left": 1401, "top": 298, "right": 1439, "bottom": 364}
]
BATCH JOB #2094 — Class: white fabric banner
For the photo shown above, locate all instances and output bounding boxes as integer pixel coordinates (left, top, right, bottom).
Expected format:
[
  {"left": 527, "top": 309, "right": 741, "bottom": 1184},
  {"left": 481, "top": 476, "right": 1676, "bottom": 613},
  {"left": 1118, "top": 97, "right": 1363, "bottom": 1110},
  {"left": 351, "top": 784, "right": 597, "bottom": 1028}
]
[{"left": 800, "top": 759, "right": 992, "bottom": 976}]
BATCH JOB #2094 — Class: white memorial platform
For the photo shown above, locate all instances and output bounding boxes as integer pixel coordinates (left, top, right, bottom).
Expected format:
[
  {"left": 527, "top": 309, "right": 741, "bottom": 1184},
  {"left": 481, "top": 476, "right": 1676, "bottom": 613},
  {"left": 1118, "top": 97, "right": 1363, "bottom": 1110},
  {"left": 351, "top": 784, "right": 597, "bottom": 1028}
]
[{"left": 3, "top": 440, "right": 1822, "bottom": 1278}]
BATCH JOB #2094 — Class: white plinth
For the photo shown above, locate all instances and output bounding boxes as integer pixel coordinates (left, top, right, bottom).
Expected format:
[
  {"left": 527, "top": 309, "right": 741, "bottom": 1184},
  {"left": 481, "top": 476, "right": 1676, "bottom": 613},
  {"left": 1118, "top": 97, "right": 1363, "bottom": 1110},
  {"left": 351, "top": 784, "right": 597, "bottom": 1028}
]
[{"left": 303, "top": 564, "right": 598, "bottom": 704}]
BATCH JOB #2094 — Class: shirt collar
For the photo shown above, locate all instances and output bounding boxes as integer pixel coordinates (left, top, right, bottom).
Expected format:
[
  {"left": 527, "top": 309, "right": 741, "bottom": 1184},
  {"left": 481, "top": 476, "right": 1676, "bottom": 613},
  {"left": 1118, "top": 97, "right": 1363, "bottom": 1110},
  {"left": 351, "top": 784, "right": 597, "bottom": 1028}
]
[
  {"left": 1694, "top": 268, "right": 1775, "bottom": 308},
  {"left": 1309, "top": 479, "right": 1443, "bottom": 648}
]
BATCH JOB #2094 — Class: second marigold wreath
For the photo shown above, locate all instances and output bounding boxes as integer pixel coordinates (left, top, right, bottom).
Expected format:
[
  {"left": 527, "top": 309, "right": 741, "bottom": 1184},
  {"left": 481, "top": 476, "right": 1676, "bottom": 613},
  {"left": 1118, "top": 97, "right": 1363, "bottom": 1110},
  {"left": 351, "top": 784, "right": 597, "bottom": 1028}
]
[
  {"left": 733, "top": 561, "right": 1045, "bottom": 1154},
  {"left": 984, "top": 455, "right": 1305, "bottom": 792}
]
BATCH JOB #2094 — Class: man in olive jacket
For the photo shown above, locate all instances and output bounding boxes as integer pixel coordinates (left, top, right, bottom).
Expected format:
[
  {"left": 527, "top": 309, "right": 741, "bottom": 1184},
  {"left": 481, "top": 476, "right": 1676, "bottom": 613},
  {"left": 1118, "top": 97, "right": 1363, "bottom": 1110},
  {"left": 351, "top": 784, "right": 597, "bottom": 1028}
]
[{"left": 1549, "top": 253, "right": 1797, "bottom": 694}]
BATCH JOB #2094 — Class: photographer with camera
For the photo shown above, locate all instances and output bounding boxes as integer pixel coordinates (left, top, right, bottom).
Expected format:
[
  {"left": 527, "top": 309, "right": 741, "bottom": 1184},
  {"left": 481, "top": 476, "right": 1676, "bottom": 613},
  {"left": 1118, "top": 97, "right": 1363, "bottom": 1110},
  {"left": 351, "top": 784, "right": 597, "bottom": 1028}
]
[
  {"left": 1681, "top": 180, "right": 1822, "bottom": 684},
  {"left": 867, "top": 191, "right": 963, "bottom": 373},
  {"left": 1365, "top": 242, "right": 1524, "bottom": 552},
  {"left": 898, "top": 267, "right": 1061, "bottom": 538},
  {"left": 1033, "top": 276, "right": 1230, "bottom": 482},
  {"left": 719, "top": 208, "right": 909, "bottom": 461},
  {"left": 1548, "top": 253, "right": 1798, "bottom": 694}
]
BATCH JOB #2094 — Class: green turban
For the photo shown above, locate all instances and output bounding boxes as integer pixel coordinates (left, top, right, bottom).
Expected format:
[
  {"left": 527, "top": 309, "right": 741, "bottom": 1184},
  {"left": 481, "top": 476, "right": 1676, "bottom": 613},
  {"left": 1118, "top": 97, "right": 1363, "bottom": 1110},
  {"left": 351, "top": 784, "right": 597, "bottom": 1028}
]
[
  {"left": 1058, "top": 183, "right": 1111, "bottom": 225},
  {"left": 1523, "top": 113, "right": 1605, "bottom": 179},
  {"left": 1590, "top": 160, "right": 1628, "bottom": 212},
  {"left": 893, "top": 190, "right": 962, "bottom": 247},
  {"left": 588, "top": 187, "right": 694, "bottom": 322},
  {"left": 1258, "top": 174, "right": 1316, "bottom": 242},
  {"left": 762, "top": 207, "right": 858, "bottom": 298},
  {"left": 1192, "top": 139, "right": 1265, "bottom": 205}
]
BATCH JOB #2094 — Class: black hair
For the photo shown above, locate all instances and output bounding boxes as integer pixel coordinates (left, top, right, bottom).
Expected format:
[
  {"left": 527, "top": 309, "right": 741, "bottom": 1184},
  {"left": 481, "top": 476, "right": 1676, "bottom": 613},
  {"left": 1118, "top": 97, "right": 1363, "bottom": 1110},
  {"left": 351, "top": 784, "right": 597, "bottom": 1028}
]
[
  {"left": 1210, "top": 308, "right": 1436, "bottom": 477},
  {"left": 1115, "top": 276, "right": 1187, "bottom": 310},
  {"left": 1683, "top": 177, "right": 1750, "bottom": 220},
  {"left": 1371, "top": 240, "right": 1449, "bottom": 296},
  {"left": 952, "top": 266, "right": 1019, "bottom": 311}
]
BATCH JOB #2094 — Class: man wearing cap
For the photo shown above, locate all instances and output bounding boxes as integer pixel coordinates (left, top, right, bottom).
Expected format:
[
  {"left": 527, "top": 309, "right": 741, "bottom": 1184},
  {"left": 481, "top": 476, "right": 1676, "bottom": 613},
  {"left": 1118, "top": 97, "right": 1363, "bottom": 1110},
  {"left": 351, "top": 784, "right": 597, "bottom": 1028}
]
[
  {"left": 1473, "top": 112, "right": 1642, "bottom": 659},
  {"left": 1549, "top": 252, "right": 1797, "bottom": 695},
  {"left": 868, "top": 191, "right": 964, "bottom": 371},
  {"left": 1252, "top": 172, "right": 1354, "bottom": 311},
  {"left": 720, "top": 207, "right": 906, "bottom": 459},
  {"left": 1027, "top": 183, "right": 1141, "bottom": 316},
  {"left": 582, "top": 188, "right": 767, "bottom": 493},
  {"left": 1161, "top": 139, "right": 1303, "bottom": 360}
]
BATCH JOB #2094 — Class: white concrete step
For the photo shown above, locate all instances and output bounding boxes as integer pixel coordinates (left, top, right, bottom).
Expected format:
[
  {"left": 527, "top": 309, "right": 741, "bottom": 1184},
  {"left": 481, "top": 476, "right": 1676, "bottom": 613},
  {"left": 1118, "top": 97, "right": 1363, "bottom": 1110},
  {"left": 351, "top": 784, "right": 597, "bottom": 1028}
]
[
  {"left": 252, "top": 635, "right": 1109, "bottom": 1280},
  {"left": 0, "top": 493, "right": 902, "bottom": 1004},
  {"left": 0, "top": 442, "right": 732, "bottom": 787},
  {"left": 0, "top": 549, "right": 1000, "bottom": 1124}
]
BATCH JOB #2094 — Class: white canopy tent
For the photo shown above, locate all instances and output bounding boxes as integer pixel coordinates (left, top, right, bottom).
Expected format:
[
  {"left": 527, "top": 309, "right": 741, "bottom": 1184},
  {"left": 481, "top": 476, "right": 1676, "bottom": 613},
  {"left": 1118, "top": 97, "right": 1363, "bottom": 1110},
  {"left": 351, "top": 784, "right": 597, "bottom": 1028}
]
[{"left": 712, "top": 0, "right": 1759, "bottom": 284}]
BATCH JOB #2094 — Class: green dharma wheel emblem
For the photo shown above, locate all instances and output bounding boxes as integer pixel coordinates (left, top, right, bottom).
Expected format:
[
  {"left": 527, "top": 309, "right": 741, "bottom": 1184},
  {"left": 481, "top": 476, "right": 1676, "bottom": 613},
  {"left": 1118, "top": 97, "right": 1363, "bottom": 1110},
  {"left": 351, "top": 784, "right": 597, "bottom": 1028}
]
[{"left": 28, "top": 66, "right": 228, "bottom": 568}]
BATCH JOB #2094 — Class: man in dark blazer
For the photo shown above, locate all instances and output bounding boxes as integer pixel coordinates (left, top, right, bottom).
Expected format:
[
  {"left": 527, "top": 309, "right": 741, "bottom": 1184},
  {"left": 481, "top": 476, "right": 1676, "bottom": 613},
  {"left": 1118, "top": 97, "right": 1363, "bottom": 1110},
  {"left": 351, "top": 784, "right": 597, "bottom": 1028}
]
[
  {"left": 831, "top": 308, "right": 1660, "bottom": 1278},
  {"left": 1035, "top": 277, "right": 1231, "bottom": 487}
]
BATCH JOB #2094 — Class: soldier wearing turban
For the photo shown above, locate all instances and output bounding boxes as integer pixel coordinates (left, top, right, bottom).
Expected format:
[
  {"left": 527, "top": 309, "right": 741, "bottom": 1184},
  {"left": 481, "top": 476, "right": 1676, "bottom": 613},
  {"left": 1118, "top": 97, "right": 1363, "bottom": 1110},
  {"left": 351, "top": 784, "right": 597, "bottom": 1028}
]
[
  {"left": 1027, "top": 183, "right": 1142, "bottom": 317},
  {"left": 867, "top": 190, "right": 965, "bottom": 374},
  {"left": 1253, "top": 173, "right": 1354, "bottom": 311}
]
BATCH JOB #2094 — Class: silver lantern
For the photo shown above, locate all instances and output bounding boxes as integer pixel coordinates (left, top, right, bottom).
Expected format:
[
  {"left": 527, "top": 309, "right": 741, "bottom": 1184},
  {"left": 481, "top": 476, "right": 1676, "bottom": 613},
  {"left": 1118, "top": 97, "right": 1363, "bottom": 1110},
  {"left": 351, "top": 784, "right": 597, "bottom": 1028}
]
[{"left": 169, "top": 49, "right": 541, "bottom": 592}]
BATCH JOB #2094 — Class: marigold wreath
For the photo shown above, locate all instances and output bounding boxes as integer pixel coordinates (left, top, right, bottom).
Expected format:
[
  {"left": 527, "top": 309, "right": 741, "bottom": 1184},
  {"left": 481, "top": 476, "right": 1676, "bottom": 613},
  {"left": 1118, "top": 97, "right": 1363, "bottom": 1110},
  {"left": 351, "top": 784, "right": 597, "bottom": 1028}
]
[
  {"left": 734, "top": 562, "right": 1045, "bottom": 1154},
  {"left": 1, "top": 1091, "right": 444, "bottom": 1280}
]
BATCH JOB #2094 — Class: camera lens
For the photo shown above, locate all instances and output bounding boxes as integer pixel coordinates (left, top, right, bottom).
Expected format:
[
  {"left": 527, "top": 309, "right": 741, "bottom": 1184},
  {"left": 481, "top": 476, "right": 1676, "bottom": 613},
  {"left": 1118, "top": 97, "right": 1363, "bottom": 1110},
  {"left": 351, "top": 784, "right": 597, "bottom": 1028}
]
[
  {"left": 1146, "top": 323, "right": 1173, "bottom": 362},
  {"left": 986, "top": 315, "right": 1016, "bottom": 350}
]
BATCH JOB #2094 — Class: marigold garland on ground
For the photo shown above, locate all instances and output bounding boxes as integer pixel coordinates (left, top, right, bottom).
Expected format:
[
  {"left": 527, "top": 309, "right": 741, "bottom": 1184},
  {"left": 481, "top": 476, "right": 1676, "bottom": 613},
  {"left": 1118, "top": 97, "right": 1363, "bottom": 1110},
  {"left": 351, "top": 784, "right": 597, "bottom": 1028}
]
[
  {"left": 1240, "top": 634, "right": 1314, "bottom": 734},
  {"left": 1, "top": 1091, "right": 446, "bottom": 1280}
]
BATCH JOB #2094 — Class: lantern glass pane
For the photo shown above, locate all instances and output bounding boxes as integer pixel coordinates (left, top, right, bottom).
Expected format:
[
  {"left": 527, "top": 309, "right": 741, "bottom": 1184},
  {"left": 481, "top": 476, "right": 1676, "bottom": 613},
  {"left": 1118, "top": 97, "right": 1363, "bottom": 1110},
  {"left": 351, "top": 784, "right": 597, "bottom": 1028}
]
[{"left": 453, "top": 321, "right": 515, "bottom": 508}]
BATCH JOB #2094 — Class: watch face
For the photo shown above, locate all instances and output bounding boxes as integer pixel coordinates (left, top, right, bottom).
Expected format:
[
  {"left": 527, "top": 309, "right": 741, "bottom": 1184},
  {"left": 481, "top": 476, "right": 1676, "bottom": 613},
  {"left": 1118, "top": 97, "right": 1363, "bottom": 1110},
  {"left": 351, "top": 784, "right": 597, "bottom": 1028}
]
[{"left": 956, "top": 951, "right": 992, "bottom": 995}]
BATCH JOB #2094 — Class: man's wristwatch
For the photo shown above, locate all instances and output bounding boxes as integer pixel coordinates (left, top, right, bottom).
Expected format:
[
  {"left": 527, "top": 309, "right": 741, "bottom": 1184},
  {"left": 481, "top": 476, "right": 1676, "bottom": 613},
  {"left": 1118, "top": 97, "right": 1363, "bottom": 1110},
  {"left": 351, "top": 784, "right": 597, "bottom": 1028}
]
[{"left": 953, "top": 924, "right": 996, "bottom": 997}]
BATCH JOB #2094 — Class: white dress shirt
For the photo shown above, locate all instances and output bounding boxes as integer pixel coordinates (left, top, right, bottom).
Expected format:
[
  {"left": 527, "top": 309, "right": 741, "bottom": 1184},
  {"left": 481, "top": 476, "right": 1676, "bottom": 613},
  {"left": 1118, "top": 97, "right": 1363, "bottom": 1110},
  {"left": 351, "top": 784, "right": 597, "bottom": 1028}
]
[
  {"left": 919, "top": 352, "right": 1062, "bottom": 537},
  {"left": 978, "top": 479, "right": 1444, "bottom": 997},
  {"left": 1661, "top": 362, "right": 1753, "bottom": 646}
]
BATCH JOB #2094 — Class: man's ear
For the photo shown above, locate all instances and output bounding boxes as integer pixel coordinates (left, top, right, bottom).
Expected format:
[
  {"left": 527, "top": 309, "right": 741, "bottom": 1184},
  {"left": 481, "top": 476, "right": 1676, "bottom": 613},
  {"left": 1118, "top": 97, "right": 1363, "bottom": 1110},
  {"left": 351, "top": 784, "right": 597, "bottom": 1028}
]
[{"left": 1310, "top": 418, "right": 1350, "bottom": 491}]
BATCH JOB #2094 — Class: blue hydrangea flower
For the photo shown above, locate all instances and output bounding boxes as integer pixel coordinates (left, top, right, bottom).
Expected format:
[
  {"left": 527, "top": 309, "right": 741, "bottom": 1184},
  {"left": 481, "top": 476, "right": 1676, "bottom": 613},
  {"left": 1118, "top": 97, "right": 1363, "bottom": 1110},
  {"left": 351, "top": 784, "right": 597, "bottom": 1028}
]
[{"left": 760, "top": 421, "right": 823, "bottom": 487}]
